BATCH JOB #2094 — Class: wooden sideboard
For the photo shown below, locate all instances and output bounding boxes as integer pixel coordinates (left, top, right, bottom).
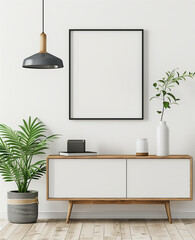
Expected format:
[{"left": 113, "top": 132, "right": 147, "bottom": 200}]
[{"left": 46, "top": 155, "right": 193, "bottom": 223}]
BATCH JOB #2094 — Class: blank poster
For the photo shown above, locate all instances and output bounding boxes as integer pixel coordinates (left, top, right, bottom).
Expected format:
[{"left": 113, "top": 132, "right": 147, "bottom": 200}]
[{"left": 69, "top": 30, "right": 143, "bottom": 119}]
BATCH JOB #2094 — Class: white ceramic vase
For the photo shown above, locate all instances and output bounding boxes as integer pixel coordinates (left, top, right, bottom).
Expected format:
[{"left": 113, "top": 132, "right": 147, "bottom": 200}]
[{"left": 156, "top": 121, "right": 169, "bottom": 156}]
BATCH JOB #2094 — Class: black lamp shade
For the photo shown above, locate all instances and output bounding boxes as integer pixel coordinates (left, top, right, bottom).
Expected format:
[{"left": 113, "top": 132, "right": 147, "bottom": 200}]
[
  {"left": 22, "top": 52, "right": 63, "bottom": 69},
  {"left": 23, "top": 0, "right": 63, "bottom": 70}
]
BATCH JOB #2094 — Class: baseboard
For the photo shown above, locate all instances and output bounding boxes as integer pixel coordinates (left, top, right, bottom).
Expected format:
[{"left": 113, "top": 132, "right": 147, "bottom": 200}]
[
  {"left": 38, "top": 211, "right": 195, "bottom": 219},
  {"left": 1, "top": 211, "right": 195, "bottom": 219}
]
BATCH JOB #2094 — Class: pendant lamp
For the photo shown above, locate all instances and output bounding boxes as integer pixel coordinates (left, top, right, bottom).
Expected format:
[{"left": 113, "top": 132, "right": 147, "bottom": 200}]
[{"left": 23, "top": 0, "right": 63, "bottom": 69}]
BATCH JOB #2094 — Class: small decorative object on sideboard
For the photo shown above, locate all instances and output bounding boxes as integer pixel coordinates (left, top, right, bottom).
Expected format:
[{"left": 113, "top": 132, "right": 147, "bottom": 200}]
[
  {"left": 59, "top": 151, "right": 97, "bottom": 156},
  {"left": 59, "top": 139, "right": 97, "bottom": 156},
  {"left": 136, "top": 138, "right": 148, "bottom": 156},
  {"left": 156, "top": 121, "right": 169, "bottom": 156},
  {"left": 150, "top": 69, "right": 195, "bottom": 156},
  {"left": 67, "top": 139, "right": 85, "bottom": 153}
]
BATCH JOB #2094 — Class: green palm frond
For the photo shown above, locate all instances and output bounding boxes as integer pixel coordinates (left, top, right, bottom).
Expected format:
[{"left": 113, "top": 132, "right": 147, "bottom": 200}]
[
  {"left": 0, "top": 116, "right": 59, "bottom": 192},
  {"left": 0, "top": 161, "right": 23, "bottom": 182},
  {"left": 0, "top": 125, "right": 22, "bottom": 148}
]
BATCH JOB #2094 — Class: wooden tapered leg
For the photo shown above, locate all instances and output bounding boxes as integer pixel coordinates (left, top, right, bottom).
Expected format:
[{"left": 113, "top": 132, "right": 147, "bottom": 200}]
[
  {"left": 165, "top": 201, "right": 172, "bottom": 224},
  {"left": 66, "top": 201, "right": 73, "bottom": 223}
]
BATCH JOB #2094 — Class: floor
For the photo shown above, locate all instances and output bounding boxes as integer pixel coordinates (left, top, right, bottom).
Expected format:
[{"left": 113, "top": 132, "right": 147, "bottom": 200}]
[{"left": 0, "top": 219, "right": 195, "bottom": 240}]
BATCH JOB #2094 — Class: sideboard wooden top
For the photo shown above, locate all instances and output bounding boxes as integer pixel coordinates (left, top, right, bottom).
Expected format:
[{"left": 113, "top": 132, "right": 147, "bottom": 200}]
[{"left": 47, "top": 155, "right": 192, "bottom": 159}]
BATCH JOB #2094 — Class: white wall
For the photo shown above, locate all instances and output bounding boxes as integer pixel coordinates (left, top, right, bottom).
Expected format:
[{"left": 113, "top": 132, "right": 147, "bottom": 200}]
[{"left": 0, "top": 0, "right": 195, "bottom": 218}]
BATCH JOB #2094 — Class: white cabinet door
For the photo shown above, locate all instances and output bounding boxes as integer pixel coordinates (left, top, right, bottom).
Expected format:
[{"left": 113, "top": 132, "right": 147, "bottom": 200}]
[
  {"left": 127, "top": 159, "right": 191, "bottom": 198},
  {"left": 49, "top": 158, "right": 126, "bottom": 198}
]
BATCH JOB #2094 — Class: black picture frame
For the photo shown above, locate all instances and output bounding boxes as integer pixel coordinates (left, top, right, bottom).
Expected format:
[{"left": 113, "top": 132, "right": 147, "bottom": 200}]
[{"left": 69, "top": 29, "right": 144, "bottom": 120}]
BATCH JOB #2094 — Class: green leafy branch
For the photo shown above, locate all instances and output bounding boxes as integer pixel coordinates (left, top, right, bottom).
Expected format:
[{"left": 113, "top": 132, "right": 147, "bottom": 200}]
[{"left": 150, "top": 69, "right": 195, "bottom": 121}]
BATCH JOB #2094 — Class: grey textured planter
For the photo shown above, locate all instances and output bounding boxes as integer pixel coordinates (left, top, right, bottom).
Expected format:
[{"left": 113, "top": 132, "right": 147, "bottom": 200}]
[{"left": 7, "top": 190, "right": 38, "bottom": 224}]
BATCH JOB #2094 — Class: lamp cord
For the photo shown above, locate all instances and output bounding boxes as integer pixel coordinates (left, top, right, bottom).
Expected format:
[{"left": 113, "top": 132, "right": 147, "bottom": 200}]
[{"left": 42, "top": 0, "right": 44, "bottom": 33}]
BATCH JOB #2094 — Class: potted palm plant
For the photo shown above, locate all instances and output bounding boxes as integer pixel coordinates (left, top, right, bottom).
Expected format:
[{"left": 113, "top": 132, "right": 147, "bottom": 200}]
[{"left": 0, "top": 117, "right": 58, "bottom": 223}]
